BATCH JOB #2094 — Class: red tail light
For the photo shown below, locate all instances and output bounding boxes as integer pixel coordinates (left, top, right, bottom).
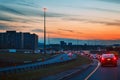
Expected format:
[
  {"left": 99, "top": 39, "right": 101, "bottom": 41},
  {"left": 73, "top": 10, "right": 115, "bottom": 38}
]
[
  {"left": 113, "top": 57, "right": 117, "bottom": 61},
  {"left": 101, "top": 57, "right": 105, "bottom": 61}
]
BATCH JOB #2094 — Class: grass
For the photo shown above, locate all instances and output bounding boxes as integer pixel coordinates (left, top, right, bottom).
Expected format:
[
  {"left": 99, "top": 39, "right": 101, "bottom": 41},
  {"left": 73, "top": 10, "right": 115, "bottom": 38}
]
[
  {"left": 0, "top": 53, "right": 57, "bottom": 67},
  {"left": 0, "top": 55, "right": 92, "bottom": 80},
  {"left": 0, "top": 53, "right": 54, "bottom": 62}
]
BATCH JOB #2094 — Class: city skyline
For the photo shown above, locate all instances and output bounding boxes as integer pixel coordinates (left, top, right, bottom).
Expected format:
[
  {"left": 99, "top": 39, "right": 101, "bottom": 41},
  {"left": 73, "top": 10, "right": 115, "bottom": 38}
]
[
  {"left": 39, "top": 38, "right": 120, "bottom": 45},
  {"left": 0, "top": 0, "right": 120, "bottom": 44}
]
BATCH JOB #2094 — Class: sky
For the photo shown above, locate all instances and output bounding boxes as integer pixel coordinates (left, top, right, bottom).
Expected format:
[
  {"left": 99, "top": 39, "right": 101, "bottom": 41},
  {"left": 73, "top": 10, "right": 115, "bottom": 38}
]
[{"left": 0, "top": 0, "right": 120, "bottom": 45}]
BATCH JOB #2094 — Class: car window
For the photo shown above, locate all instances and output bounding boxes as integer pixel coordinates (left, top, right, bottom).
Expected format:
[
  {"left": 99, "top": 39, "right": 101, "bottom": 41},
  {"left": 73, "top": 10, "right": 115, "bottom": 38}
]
[{"left": 102, "top": 54, "right": 114, "bottom": 58}]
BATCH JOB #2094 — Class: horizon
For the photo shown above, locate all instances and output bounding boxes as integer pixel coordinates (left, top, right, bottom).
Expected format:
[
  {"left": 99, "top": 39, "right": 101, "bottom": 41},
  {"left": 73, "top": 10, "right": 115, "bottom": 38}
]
[
  {"left": 0, "top": 0, "right": 120, "bottom": 45},
  {"left": 1, "top": 30, "right": 120, "bottom": 45},
  {"left": 39, "top": 38, "right": 120, "bottom": 45}
]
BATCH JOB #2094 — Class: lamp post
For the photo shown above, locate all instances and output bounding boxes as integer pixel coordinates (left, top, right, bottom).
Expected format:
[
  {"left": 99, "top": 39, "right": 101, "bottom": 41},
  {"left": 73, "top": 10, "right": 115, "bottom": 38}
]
[{"left": 43, "top": 8, "right": 47, "bottom": 54}]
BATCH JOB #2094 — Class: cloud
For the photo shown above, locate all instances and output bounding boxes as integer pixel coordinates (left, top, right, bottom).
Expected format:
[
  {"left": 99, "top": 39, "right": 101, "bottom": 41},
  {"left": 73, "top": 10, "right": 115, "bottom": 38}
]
[
  {"left": 0, "top": 3, "right": 67, "bottom": 24},
  {"left": 0, "top": 22, "right": 31, "bottom": 31},
  {"left": 44, "top": 30, "right": 74, "bottom": 37},
  {"left": 31, "top": 29, "right": 65, "bottom": 36},
  {"left": 84, "top": 7, "right": 120, "bottom": 13},
  {"left": 47, "top": 31, "right": 65, "bottom": 35},
  {"left": 0, "top": 3, "right": 66, "bottom": 17},
  {"left": 100, "top": 0, "right": 120, "bottom": 4},
  {"left": 31, "top": 29, "right": 62, "bottom": 35},
  {"left": 63, "top": 17, "right": 120, "bottom": 26},
  {"left": 58, "top": 29, "right": 74, "bottom": 32},
  {"left": 95, "top": 21, "right": 120, "bottom": 26},
  {"left": 0, "top": 5, "right": 23, "bottom": 15},
  {"left": 63, "top": 18, "right": 86, "bottom": 22},
  {"left": 0, "top": 14, "right": 27, "bottom": 23},
  {"left": 0, "top": 24, "right": 12, "bottom": 30},
  {"left": 31, "top": 29, "right": 44, "bottom": 33},
  {"left": 0, "top": 11, "right": 32, "bottom": 23},
  {"left": 58, "top": 28, "right": 83, "bottom": 34},
  {"left": 87, "top": 20, "right": 120, "bottom": 26}
]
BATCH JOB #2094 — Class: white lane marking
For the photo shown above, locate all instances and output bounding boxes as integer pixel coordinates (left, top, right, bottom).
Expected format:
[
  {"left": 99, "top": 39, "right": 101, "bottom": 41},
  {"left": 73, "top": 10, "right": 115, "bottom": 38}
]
[{"left": 84, "top": 61, "right": 100, "bottom": 80}]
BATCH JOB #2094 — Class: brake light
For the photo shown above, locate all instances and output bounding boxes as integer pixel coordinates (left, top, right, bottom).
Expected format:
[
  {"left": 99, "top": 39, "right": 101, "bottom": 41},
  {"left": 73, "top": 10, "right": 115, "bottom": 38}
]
[
  {"left": 101, "top": 57, "right": 105, "bottom": 61},
  {"left": 113, "top": 57, "right": 117, "bottom": 60}
]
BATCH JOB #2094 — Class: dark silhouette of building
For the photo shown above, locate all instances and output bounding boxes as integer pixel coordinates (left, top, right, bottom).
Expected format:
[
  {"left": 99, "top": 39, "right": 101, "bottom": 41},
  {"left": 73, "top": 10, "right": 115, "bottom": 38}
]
[
  {"left": 60, "top": 41, "right": 67, "bottom": 46},
  {"left": 68, "top": 42, "right": 72, "bottom": 46},
  {"left": 23, "top": 33, "right": 38, "bottom": 50},
  {"left": 60, "top": 41, "right": 67, "bottom": 49},
  {"left": 0, "top": 31, "right": 38, "bottom": 50}
]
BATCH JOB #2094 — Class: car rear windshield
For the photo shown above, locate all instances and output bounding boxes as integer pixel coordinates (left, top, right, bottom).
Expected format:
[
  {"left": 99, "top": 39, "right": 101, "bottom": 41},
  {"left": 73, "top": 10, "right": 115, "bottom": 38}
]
[{"left": 102, "top": 54, "right": 115, "bottom": 58}]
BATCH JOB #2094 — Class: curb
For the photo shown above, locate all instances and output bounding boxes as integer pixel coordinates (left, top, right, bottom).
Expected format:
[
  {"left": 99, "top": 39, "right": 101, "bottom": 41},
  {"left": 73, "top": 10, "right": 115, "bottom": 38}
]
[{"left": 58, "top": 63, "right": 92, "bottom": 80}]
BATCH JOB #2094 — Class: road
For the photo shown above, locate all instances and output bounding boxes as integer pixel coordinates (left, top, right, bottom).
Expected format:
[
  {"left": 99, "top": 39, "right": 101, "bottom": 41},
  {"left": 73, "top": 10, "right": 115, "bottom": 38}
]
[{"left": 69, "top": 59, "right": 120, "bottom": 80}]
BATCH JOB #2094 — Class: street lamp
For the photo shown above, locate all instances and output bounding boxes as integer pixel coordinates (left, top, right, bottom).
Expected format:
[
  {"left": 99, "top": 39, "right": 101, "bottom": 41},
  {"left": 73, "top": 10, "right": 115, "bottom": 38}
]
[{"left": 43, "top": 8, "right": 47, "bottom": 54}]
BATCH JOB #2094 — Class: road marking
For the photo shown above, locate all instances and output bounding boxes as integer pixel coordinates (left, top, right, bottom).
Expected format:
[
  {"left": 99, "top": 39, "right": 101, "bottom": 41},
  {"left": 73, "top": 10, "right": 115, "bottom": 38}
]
[{"left": 84, "top": 61, "right": 100, "bottom": 80}]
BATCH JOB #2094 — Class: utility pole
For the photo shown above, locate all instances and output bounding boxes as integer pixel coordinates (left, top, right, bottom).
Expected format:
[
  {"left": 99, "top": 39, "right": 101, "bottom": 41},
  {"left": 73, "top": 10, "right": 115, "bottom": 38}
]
[{"left": 43, "top": 8, "right": 47, "bottom": 54}]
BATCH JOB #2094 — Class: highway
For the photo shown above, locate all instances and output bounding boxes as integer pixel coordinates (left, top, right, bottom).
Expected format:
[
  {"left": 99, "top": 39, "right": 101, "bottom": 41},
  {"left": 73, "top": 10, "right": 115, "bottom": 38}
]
[{"left": 69, "top": 59, "right": 120, "bottom": 80}]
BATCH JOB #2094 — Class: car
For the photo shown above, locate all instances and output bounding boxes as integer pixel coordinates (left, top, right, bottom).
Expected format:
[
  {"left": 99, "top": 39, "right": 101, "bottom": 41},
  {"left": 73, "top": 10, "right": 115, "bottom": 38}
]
[
  {"left": 100, "top": 54, "right": 117, "bottom": 67},
  {"left": 90, "top": 54, "right": 98, "bottom": 59}
]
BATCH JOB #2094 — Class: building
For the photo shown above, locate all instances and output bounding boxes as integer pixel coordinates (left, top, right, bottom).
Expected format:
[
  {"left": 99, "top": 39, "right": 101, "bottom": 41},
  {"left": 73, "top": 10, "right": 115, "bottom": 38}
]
[
  {"left": 68, "top": 42, "right": 72, "bottom": 46},
  {"left": 60, "top": 41, "right": 67, "bottom": 46},
  {"left": 23, "top": 33, "right": 38, "bottom": 50},
  {"left": 0, "top": 31, "right": 38, "bottom": 51}
]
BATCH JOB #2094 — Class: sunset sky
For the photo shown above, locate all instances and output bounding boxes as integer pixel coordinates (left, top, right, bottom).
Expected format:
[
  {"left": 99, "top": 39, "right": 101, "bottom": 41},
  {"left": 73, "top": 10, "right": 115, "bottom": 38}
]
[{"left": 0, "top": 0, "right": 120, "bottom": 44}]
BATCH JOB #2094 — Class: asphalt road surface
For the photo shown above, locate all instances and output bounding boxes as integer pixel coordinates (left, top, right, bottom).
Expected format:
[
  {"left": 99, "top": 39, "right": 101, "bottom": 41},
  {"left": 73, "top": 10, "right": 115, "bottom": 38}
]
[{"left": 69, "top": 59, "right": 120, "bottom": 80}]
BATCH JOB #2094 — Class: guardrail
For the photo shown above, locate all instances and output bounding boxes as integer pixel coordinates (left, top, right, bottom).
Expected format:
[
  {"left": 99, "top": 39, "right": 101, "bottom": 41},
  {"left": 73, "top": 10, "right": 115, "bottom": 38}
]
[{"left": 0, "top": 54, "right": 76, "bottom": 76}]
